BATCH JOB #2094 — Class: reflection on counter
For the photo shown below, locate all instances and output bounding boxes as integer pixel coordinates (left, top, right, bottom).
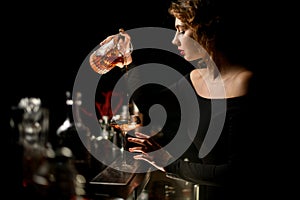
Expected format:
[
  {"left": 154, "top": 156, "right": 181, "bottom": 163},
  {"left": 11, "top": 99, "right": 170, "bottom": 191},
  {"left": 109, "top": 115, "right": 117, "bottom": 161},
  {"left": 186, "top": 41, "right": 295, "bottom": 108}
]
[{"left": 143, "top": 170, "right": 197, "bottom": 200}]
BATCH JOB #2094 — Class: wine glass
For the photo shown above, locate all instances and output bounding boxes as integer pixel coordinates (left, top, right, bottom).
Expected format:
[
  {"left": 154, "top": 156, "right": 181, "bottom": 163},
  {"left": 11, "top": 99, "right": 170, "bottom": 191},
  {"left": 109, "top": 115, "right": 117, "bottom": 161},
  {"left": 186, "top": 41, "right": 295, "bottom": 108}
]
[{"left": 110, "top": 114, "right": 141, "bottom": 171}]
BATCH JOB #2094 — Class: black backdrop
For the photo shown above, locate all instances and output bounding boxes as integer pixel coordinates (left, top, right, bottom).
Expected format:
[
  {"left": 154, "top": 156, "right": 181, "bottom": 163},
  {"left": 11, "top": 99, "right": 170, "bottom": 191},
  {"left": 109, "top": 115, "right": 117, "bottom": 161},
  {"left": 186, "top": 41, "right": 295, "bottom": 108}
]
[
  {"left": 3, "top": 0, "right": 279, "bottom": 198},
  {"left": 4, "top": 1, "right": 176, "bottom": 133},
  {"left": 4, "top": 0, "right": 267, "bottom": 131},
  {"left": 3, "top": 1, "right": 175, "bottom": 196}
]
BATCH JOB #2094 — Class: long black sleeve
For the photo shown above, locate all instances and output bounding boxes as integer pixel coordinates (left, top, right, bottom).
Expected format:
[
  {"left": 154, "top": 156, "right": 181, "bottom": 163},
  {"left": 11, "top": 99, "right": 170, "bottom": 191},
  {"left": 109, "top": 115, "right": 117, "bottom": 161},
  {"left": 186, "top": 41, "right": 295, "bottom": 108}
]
[
  {"left": 165, "top": 98, "right": 253, "bottom": 185},
  {"left": 164, "top": 90, "right": 254, "bottom": 186}
]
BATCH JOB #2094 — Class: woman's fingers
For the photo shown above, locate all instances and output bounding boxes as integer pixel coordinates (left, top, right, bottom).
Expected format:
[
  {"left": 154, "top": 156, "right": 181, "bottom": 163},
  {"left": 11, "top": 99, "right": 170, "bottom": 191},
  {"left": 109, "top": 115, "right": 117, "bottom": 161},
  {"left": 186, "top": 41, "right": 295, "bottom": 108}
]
[
  {"left": 128, "top": 147, "right": 145, "bottom": 153},
  {"left": 128, "top": 144, "right": 152, "bottom": 153},
  {"left": 128, "top": 137, "right": 156, "bottom": 152},
  {"left": 133, "top": 154, "right": 165, "bottom": 172},
  {"left": 133, "top": 154, "right": 153, "bottom": 162},
  {"left": 127, "top": 137, "right": 146, "bottom": 145},
  {"left": 134, "top": 132, "right": 150, "bottom": 139}
]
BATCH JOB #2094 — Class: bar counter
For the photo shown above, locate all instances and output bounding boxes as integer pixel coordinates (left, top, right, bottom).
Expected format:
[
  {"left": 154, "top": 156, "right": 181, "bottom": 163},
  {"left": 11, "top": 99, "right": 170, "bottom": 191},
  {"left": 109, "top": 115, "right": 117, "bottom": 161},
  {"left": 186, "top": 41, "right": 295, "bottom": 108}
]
[
  {"left": 87, "top": 152, "right": 151, "bottom": 200},
  {"left": 81, "top": 139, "right": 197, "bottom": 200}
]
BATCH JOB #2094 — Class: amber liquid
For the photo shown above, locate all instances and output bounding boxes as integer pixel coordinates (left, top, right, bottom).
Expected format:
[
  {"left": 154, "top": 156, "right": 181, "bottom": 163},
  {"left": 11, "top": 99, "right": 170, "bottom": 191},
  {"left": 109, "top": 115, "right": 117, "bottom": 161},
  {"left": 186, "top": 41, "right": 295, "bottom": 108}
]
[{"left": 90, "top": 48, "right": 124, "bottom": 74}]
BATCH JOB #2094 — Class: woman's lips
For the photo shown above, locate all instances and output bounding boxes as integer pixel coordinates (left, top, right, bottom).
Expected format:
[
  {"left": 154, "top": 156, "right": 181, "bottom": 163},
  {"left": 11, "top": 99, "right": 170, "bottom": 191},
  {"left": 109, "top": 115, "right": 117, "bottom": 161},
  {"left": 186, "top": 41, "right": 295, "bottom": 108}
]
[{"left": 179, "top": 50, "right": 184, "bottom": 55}]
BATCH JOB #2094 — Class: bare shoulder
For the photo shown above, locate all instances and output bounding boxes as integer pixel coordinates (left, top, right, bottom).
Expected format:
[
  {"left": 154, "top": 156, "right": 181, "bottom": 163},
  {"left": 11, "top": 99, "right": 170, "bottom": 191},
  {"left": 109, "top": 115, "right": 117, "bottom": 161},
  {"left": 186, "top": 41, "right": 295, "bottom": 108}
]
[
  {"left": 190, "top": 68, "right": 205, "bottom": 80},
  {"left": 235, "top": 69, "right": 253, "bottom": 85},
  {"left": 232, "top": 68, "right": 253, "bottom": 96}
]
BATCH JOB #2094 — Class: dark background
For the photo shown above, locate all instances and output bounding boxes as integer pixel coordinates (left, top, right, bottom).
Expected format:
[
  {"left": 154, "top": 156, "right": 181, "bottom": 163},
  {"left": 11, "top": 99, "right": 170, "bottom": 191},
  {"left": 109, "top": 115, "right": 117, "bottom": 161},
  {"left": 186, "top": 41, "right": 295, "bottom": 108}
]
[
  {"left": 3, "top": 1, "right": 180, "bottom": 133},
  {"left": 3, "top": 0, "right": 269, "bottom": 131},
  {"left": 2, "top": 0, "right": 283, "bottom": 198}
]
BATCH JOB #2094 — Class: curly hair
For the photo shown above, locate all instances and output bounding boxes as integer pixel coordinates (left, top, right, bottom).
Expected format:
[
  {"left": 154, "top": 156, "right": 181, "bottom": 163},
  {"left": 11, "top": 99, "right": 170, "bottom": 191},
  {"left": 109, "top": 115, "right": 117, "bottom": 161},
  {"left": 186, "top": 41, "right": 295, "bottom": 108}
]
[
  {"left": 168, "top": 0, "right": 254, "bottom": 67},
  {"left": 168, "top": 0, "right": 222, "bottom": 61}
]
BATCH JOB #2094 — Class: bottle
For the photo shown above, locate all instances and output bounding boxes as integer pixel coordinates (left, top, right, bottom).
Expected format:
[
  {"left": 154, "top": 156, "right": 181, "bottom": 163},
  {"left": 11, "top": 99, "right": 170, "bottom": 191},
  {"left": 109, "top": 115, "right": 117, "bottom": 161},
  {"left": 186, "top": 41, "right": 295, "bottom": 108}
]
[
  {"left": 101, "top": 115, "right": 109, "bottom": 140},
  {"left": 56, "top": 91, "right": 74, "bottom": 137},
  {"left": 56, "top": 91, "right": 92, "bottom": 179}
]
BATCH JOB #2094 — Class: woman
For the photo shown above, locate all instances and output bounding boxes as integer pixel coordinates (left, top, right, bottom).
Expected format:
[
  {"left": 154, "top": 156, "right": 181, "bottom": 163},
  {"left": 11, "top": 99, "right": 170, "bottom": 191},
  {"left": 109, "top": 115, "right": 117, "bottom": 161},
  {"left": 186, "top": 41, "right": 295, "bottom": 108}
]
[{"left": 128, "top": 0, "right": 255, "bottom": 199}]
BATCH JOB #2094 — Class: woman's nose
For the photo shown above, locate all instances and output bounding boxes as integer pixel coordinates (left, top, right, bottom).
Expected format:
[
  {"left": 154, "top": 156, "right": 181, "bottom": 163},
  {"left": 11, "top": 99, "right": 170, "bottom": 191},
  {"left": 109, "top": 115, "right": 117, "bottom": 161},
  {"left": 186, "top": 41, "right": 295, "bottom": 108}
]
[{"left": 172, "top": 34, "right": 180, "bottom": 46}]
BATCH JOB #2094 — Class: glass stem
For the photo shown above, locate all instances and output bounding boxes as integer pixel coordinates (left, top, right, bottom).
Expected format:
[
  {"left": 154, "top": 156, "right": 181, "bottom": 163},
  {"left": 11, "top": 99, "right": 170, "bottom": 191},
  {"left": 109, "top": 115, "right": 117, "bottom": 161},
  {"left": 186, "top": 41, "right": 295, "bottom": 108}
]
[{"left": 122, "top": 131, "right": 127, "bottom": 165}]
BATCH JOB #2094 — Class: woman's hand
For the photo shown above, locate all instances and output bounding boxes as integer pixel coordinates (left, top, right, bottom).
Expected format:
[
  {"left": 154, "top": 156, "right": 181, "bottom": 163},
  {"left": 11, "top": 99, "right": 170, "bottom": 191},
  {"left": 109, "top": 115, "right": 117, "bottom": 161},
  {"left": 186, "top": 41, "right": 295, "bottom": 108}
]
[{"left": 128, "top": 132, "right": 173, "bottom": 172}]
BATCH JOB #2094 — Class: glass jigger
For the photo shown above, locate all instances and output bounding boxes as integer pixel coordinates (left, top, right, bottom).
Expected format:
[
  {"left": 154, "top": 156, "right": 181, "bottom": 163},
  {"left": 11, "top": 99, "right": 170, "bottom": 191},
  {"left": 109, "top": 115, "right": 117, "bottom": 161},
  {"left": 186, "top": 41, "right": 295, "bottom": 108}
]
[
  {"left": 110, "top": 114, "right": 141, "bottom": 171},
  {"left": 90, "top": 28, "right": 133, "bottom": 74}
]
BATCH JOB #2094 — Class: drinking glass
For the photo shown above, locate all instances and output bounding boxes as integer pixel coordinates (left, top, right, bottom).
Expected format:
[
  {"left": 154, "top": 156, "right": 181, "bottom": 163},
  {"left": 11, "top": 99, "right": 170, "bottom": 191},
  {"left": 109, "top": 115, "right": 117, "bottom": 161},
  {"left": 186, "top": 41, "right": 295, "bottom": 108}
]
[{"left": 110, "top": 114, "right": 141, "bottom": 171}]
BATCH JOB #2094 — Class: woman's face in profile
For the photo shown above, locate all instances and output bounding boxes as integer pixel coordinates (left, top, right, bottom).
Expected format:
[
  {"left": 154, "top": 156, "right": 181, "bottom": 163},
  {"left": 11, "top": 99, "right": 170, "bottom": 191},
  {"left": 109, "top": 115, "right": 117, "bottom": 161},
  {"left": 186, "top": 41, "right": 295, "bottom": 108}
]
[{"left": 172, "top": 18, "right": 205, "bottom": 62}]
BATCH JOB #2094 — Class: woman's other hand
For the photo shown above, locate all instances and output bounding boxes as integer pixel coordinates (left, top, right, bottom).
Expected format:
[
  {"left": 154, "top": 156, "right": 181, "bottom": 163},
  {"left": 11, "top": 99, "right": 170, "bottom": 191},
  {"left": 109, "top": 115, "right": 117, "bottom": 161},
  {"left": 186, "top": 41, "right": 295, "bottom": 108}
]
[{"left": 128, "top": 132, "right": 173, "bottom": 172}]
